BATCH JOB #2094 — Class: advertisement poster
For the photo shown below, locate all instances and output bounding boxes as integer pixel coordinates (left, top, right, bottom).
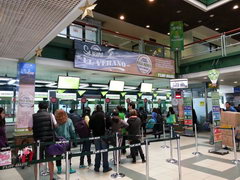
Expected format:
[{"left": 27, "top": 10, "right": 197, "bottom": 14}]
[
  {"left": 211, "top": 92, "right": 221, "bottom": 122},
  {"left": 214, "top": 128, "right": 222, "bottom": 143},
  {"left": 170, "top": 21, "right": 184, "bottom": 51},
  {"left": 74, "top": 40, "right": 175, "bottom": 78},
  {"left": 16, "top": 62, "right": 36, "bottom": 129},
  {"left": 183, "top": 97, "right": 193, "bottom": 125},
  {"left": 0, "top": 150, "right": 11, "bottom": 166}
]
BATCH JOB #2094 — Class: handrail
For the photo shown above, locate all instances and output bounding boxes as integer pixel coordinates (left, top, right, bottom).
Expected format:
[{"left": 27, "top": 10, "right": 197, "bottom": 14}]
[
  {"left": 72, "top": 20, "right": 170, "bottom": 48},
  {"left": 184, "top": 27, "right": 240, "bottom": 47}
]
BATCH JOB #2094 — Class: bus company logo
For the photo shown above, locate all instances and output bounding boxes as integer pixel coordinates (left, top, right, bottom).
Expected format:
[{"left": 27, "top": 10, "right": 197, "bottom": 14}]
[
  {"left": 136, "top": 55, "right": 152, "bottom": 74},
  {"left": 19, "top": 95, "right": 34, "bottom": 107}
]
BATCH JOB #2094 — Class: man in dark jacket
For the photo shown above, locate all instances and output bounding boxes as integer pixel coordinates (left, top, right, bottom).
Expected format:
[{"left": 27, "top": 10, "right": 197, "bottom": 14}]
[
  {"left": 89, "top": 105, "right": 112, "bottom": 173},
  {"left": 32, "top": 101, "right": 55, "bottom": 180},
  {"left": 127, "top": 109, "right": 146, "bottom": 163}
]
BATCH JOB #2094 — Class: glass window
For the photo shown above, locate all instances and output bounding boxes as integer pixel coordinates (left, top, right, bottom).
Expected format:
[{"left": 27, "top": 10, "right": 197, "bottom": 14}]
[
  {"left": 85, "top": 26, "right": 97, "bottom": 43},
  {"left": 69, "top": 25, "right": 83, "bottom": 40}
]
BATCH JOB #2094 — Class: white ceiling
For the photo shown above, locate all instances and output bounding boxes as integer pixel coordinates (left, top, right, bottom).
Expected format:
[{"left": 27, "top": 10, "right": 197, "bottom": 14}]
[{"left": 0, "top": 0, "right": 96, "bottom": 60}]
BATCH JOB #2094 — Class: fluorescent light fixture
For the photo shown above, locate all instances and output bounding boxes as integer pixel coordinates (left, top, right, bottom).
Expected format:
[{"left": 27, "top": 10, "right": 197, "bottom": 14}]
[
  {"left": 35, "top": 80, "right": 55, "bottom": 84},
  {"left": 234, "top": 81, "right": 238, "bottom": 84},
  {"left": 215, "top": 28, "right": 219, "bottom": 31},
  {"left": 157, "top": 89, "right": 171, "bottom": 92},
  {"left": 79, "top": 83, "right": 89, "bottom": 88},
  {"left": 209, "top": 14, "right": 214, "bottom": 17},
  {"left": 220, "top": 79, "right": 224, "bottom": 82},
  {"left": 203, "top": 77, "right": 208, "bottom": 79},
  {"left": 0, "top": 77, "right": 13, "bottom": 81},
  {"left": 35, "top": 85, "right": 44, "bottom": 87},
  {"left": 140, "top": 83, "right": 153, "bottom": 93},
  {"left": 146, "top": 25, "right": 150, "bottom": 28},
  {"left": 0, "top": 83, "right": 6, "bottom": 85},
  {"left": 80, "top": 87, "right": 99, "bottom": 90},
  {"left": 92, "top": 84, "right": 108, "bottom": 88},
  {"left": 124, "top": 86, "right": 137, "bottom": 90},
  {"left": 8, "top": 80, "right": 16, "bottom": 85}
]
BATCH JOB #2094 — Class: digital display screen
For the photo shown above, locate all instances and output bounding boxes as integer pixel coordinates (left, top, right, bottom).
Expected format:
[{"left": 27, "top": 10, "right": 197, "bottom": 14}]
[
  {"left": 109, "top": 80, "right": 125, "bottom": 91},
  {"left": 57, "top": 76, "right": 80, "bottom": 89},
  {"left": 140, "top": 83, "right": 153, "bottom": 93}
]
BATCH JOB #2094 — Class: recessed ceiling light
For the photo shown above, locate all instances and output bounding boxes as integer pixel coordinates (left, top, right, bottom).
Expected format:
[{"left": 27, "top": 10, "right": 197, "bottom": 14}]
[
  {"left": 203, "top": 77, "right": 208, "bottom": 80},
  {"left": 115, "top": 31, "right": 119, "bottom": 33},
  {"left": 220, "top": 79, "right": 224, "bottom": 82},
  {"left": 119, "top": 15, "right": 125, "bottom": 20},
  {"left": 146, "top": 25, "right": 150, "bottom": 28},
  {"left": 234, "top": 81, "right": 238, "bottom": 84},
  {"left": 167, "top": 32, "right": 170, "bottom": 35},
  {"left": 176, "top": 10, "right": 182, "bottom": 13},
  {"left": 233, "top": 5, "right": 239, "bottom": 9},
  {"left": 149, "top": 0, "right": 155, "bottom": 2},
  {"left": 198, "top": 20, "right": 202, "bottom": 23},
  {"left": 215, "top": 28, "right": 219, "bottom": 31},
  {"left": 209, "top": 14, "right": 214, "bottom": 18}
]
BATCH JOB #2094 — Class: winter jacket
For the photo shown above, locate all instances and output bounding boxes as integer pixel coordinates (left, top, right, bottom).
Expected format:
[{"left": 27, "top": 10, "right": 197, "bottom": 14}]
[
  {"left": 111, "top": 116, "right": 128, "bottom": 135},
  {"left": 32, "top": 109, "right": 54, "bottom": 142},
  {"left": 55, "top": 118, "right": 76, "bottom": 141},
  {"left": 89, "top": 111, "right": 106, "bottom": 137},
  {"left": 127, "top": 116, "right": 141, "bottom": 140}
]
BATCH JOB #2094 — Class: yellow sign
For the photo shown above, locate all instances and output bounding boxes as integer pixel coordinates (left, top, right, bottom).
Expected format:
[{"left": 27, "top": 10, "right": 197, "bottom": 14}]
[{"left": 199, "top": 101, "right": 205, "bottom": 106}]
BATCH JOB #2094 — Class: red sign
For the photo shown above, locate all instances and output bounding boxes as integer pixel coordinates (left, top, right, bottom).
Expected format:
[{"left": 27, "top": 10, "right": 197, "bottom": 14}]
[
  {"left": 126, "top": 98, "right": 130, "bottom": 104},
  {"left": 184, "top": 119, "right": 193, "bottom": 125},
  {"left": 105, "top": 98, "right": 110, "bottom": 103},
  {"left": 214, "top": 128, "right": 222, "bottom": 143},
  {"left": 175, "top": 91, "right": 182, "bottom": 99},
  {"left": 144, "top": 98, "right": 148, "bottom": 103},
  {"left": 81, "top": 97, "right": 87, "bottom": 103},
  {"left": 50, "top": 97, "right": 57, "bottom": 103}
]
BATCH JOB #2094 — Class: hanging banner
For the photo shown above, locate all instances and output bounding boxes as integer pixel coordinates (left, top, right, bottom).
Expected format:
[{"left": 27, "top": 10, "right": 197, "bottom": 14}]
[
  {"left": 74, "top": 40, "right": 175, "bottom": 78},
  {"left": 208, "top": 69, "right": 220, "bottom": 85},
  {"left": 16, "top": 62, "right": 36, "bottom": 130},
  {"left": 170, "top": 21, "right": 184, "bottom": 51}
]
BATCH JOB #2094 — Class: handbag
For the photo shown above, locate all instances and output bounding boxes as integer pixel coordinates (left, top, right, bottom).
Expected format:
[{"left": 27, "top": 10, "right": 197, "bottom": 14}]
[
  {"left": 166, "top": 114, "right": 176, "bottom": 124},
  {"left": 46, "top": 114, "right": 69, "bottom": 156}
]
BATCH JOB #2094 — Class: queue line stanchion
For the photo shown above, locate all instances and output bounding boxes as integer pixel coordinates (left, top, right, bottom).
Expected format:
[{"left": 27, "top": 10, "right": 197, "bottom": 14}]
[
  {"left": 192, "top": 124, "right": 202, "bottom": 156},
  {"left": 231, "top": 127, "right": 240, "bottom": 164},
  {"left": 40, "top": 163, "right": 49, "bottom": 176},
  {"left": 166, "top": 126, "right": 177, "bottom": 164},
  {"left": 65, "top": 151, "right": 70, "bottom": 180},
  {"left": 145, "top": 139, "right": 149, "bottom": 180},
  {"left": 111, "top": 132, "right": 125, "bottom": 179},
  {"left": 161, "top": 122, "right": 169, "bottom": 149},
  {"left": 176, "top": 135, "right": 182, "bottom": 180},
  {"left": 36, "top": 140, "right": 40, "bottom": 180}
]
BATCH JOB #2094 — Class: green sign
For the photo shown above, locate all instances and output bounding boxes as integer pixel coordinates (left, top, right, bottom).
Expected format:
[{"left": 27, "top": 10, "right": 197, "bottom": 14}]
[
  {"left": 170, "top": 21, "right": 184, "bottom": 51},
  {"left": 101, "top": 91, "right": 108, "bottom": 97},
  {"left": 121, "top": 92, "right": 127, "bottom": 97},
  {"left": 78, "top": 90, "right": 86, "bottom": 96},
  {"left": 208, "top": 69, "right": 220, "bottom": 84},
  {"left": 138, "top": 93, "right": 143, "bottom": 97}
]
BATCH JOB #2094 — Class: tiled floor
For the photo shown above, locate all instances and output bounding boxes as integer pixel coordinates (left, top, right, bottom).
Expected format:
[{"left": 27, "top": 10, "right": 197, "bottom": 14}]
[{"left": 1, "top": 133, "right": 240, "bottom": 180}]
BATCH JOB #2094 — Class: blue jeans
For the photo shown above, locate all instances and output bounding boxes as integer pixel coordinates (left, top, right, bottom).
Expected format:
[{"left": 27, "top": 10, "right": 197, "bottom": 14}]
[{"left": 94, "top": 139, "right": 109, "bottom": 171}]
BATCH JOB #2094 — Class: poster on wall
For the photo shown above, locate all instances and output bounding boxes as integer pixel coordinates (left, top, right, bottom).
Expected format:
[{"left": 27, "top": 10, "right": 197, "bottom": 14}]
[
  {"left": 16, "top": 62, "right": 36, "bottom": 129},
  {"left": 74, "top": 40, "right": 175, "bottom": 78}
]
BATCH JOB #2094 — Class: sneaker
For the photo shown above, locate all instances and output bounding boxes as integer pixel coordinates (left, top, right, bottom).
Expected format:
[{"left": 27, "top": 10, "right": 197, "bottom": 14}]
[
  {"left": 126, "top": 155, "right": 132, "bottom": 158},
  {"left": 94, "top": 168, "right": 99, "bottom": 172},
  {"left": 88, "top": 163, "right": 93, "bottom": 167},
  {"left": 132, "top": 160, "right": 136, "bottom": 164},
  {"left": 103, "top": 167, "right": 112, "bottom": 173},
  {"left": 79, "top": 165, "right": 87, "bottom": 168},
  {"left": 57, "top": 166, "right": 62, "bottom": 174},
  {"left": 69, "top": 168, "right": 76, "bottom": 174},
  {"left": 142, "top": 159, "right": 146, "bottom": 163}
]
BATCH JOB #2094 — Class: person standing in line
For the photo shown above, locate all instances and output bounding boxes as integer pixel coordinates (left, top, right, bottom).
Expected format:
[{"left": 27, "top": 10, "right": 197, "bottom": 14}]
[
  {"left": 127, "top": 109, "right": 146, "bottom": 163},
  {"left": 32, "top": 101, "right": 56, "bottom": 180},
  {"left": 111, "top": 109, "right": 128, "bottom": 165},
  {"left": 139, "top": 107, "right": 148, "bottom": 136},
  {"left": 117, "top": 105, "right": 127, "bottom": 154},
  {"left": 54, "top": 110, "right": 76, "bottom": 174},
  {"left": 0, "top": 108, "right": 7, "bottom": 148},
  {"left": 89, "top": 105, "right": 112, "bottom": 173},
  {"left": 79, "top": 107, "right": 92, "bottom": 168}
]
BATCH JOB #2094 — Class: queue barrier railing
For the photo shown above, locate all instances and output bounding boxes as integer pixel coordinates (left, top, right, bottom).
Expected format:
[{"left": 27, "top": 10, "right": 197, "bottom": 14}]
[
  {"left": 1, "top": 133, "right": 181, "bottom": 180},
  {"left": 214, "top": 126, "right": 240, "bottom": 164}
]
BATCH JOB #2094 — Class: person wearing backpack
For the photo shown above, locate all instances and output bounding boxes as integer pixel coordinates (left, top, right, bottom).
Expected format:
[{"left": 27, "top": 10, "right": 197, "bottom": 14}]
[
  {"left": 139, "top": 107, "right": 147, "bottom": 136},
  {"left": 79, "top": 107, "right": 92, "bottom": 168}
]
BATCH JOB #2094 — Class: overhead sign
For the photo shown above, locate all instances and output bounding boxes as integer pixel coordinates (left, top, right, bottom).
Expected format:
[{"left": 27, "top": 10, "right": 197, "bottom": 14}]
[
  {"left": 208, "top": 69, "right": 220, "bottom": 85},
  {"left": 74, "top": 40, "right": 175, "bottom": 78},
  {"left": 170, "top": 79, "right": 188, "bottom": 89},
  {"left": 170, "top": 21, "right": 184, "bottom": 51}
]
